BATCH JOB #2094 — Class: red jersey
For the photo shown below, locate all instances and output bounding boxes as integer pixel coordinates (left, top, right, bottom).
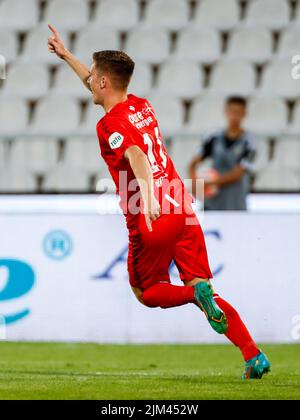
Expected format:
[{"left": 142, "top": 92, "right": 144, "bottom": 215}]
[{"left": 96, "top": 95, "right": 192, "bottom": 230}]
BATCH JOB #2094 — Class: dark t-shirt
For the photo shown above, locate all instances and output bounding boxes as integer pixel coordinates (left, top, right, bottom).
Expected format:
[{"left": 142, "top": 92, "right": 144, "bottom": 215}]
[{"left": 199, "top": 130, "right": 257, "bottom": 211}]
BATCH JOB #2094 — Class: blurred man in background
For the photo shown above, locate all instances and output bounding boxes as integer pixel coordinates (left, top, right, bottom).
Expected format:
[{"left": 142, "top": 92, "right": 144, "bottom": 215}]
[{"left": 189, "top": 97, "right": 257, "bottom": 211}]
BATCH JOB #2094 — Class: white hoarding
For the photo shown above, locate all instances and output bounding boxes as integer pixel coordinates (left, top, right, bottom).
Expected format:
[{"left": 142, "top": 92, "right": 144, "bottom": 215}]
[{"left": 0, "top": 211, "right": 299, "bottom": 344}]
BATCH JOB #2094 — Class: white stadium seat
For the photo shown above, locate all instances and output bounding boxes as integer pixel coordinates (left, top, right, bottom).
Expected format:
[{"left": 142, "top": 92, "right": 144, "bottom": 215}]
[
  {"left": 93, "top": 0, "right": 139, "bottom": 31},
  {"left": 43, "top": 0, "right": 89, "bottom": 32},
  {"left": 125, "top": 27, "right": 170, "bottom": 64},
  {"left": 253, "top": 138, "right": 271, "bottom": 172},
  {"left": 0, "top": 140, "right": 7, "bottom": 167},
  {"left": 144, "top": 0, "right": 189, "bottom": 31},
  {"left": 79, "top": 104, "right": 105, "bottom": 135},
  {"left": 0, "top": 30, "right": 17, "bottom": 63},
  {"left": 148, "top": 96, "right": 184, "bottom": 137},
  {"left": 1, "top": 64, "right": 49, "bottom": 100},
  {"left": 1, "top": 166, "right": 36, "bottom": 192},
  {"left": 260, "top": 60, "right": 300, "bottom": 100},
  {"left": 0, "top": 98, "right": 28, "bottom": 137},
  {"left": 0, "top": 0, "right": 38, "bottom": 31},
  {"left": 174, "top": 27, "right": 221, "bottom": 64},
  {"left": 277, "top": 28, "right": 300, "bottom": 60},
  {"left": 254, "top": 163, "right": 300, "bottom": 191},
  {"left": 186, "top": 97, "right": 226, "bottom": 135},
  {"left": 194, "top": 0, "right": 239, "bottom": 31},
  {"left": 64, "top": 138, "right": 106, "bottom": 175},
  {"left": 10, "top": 138, "right": 58, "bottom": 174},
  {"left": 294, "top": 2, "right": 300, "bottom": 26},
  {"left": 20, "top": 26, "right": 70, "bottom": 65},
  {"left": 273, "top": 138, "right": 300, "bottom": 170},
  {"left": 245, "top": 97, "right": 288, "bottom": 136},
  {"left": 74, "top": 26, "right": 120, "bottom": 66},
  {"left": 289, "top": 100, "right": 300, "bottom": 134},
  {"left": 209, "top": 60, "right": 256, "bottom": 97},
  {"left": 30, "top": 96, "right": 80, "bottom": 136},
  {"left": 128, "top": 63, "right": 153, "bottom": 97},
  {"left": 245, "top": 0, "right": 290, "bottom": 30},
  {"left": 227, "top": 27, "right": 272, "bottom": 64},
  {"left": 51, "top": 65, "right": 91, "bottom": 100},
  {"left": 44, "top": 164, "right": 90, "bottom": 192},
  {"left": 171, "top": 137, "right": 200, "bottom": 180},
  {"left": 155, "top": 61, "right": 203, "bottom": 99}
]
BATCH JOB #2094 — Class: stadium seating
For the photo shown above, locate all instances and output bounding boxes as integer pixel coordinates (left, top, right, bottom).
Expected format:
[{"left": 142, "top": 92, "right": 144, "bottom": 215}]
[
  {"left": 147, "top": 96, "right": 184, "bottom": 137},
  {"left": 125, "top": 27, "right": 170, "bottom": 64},
  {"left": 10, "top": 138, "right": 58, "bottom": 174},
  {"left": 79, "top": 103, "right": 105, "bottom": 135},
  {"left": 44, "top": 164, "right": 90, "bottom": 192},
  {"left": 174, "top": 27, "right": 221, "bottom": 64},
  {"left": 289, "top": 100, "right": 300, "bottom": 134},
  {"left": 0, "top": 98, "right": 28, "bottom": 137},
  {"left": 255, "top": 164, "right": 300, "bottom": 191},
  {"left": 0, "top": 0, "right": 299, "bottom": 193},
  {"left": 64, "top": 137, "right": 108, "bottom": 176},
  {"left": 93, "top": 0, "right": 139, "bottom": 31},
  {"left": 30, "top": 96, "right": 80, "bottom": 136},
  {"left": 186, "top": 97, "right": 226, "bottom": 135},
  {"left": 171, "top": 137, "right": 201, "bottom": 180},
  {"left": 0, "top": 30, "right": 17, "bottom": 63},
  {"left": 245, "top": 97, "right": 288, "bottom": 136},
  {"left": 245, "top": 0, "right": 290, "bottom": 30},
  {"left": 74, "top": 26, "right": 120, "bottom": 65},
  {"left": 227, "top": 27, "right": 273, "bottom": 64},
  {"left": 144, "top": 0, "right": 190, "bottom": 31},
  {"left": 209, "top": 60, "right": 256, "bottom": 97},
  {"left": 194, "top": 0, "right": 239, "bottom": 31},
  {"left": 51, "top": 65, "right": 91, "bottom": 100},
  {"left": 1, "top": 63, "right": 49, "bottom": 100},
  {"left": 277, "top": 28, "right": 300, "bottom": 60},
  {"left": 20, "top": 26, "right": 70, "bottom": 65},
  {"left": 273, "top": 138, "right": 300, "bottom": 170},
  {"left": 0, "top": 0, "right": 39, "bottom": 32},
  {"left": 260, "top": 60, "right": 300, "bottom": 100},
  {"left": 155, "top": 60, "right": 204, "bottom": 99},
  {"left": 128, "top": 63, "right": 152, "bottom": 97},
  {"left": 42, "top": 0, "right": 89, "bottom": 33}
]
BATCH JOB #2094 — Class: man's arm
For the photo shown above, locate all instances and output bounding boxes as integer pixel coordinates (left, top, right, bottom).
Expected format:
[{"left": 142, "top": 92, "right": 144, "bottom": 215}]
[
  {"left": 213, "top": 165, "right": 246, "bottom": 187},
  {"left": 189, "top": 155, "right": 205, "bottom": 197},
  {"left": 48, "top": 24, "right": 91, "bottom": 91},
  {"left": 124, "top": 146, "right": 161, "bottom": 232}
]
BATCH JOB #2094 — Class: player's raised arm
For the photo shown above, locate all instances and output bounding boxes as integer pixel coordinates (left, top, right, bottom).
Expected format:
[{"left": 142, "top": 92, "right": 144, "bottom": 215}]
[
  {"left": 47, "top": 24, "right": 91, "bottom": 92},
  {"left": 125, "top": 146, "right": 161, "bottom": 232}
]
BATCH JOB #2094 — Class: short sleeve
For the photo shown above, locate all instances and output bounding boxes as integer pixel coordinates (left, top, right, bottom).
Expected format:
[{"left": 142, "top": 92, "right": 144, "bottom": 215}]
[
  {"left": 238, "top": 133, "right": 257, "bottom": 172},
  {"left": 199, "top": 136, "right": 214, "bottom": 159},
  {"left": 97, "top": 117, "right": 138, "bottom": 162}
]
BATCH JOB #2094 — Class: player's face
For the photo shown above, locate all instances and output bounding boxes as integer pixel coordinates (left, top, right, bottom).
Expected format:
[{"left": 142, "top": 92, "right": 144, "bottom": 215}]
[
  {"left": 225, "top": 104, "right": 246, "bottom": 128},
  {"left": 88, "top": 64, "right": 105, "bottom": 106}
]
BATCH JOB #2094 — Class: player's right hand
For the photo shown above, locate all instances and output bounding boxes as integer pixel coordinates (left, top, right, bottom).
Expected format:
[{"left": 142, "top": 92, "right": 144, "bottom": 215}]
[
  {"left": 145, "top": 197, "right": 161, "bottom": 232},
  {"left": 47, "top": 24, "right": 68, "bottom": 59}
]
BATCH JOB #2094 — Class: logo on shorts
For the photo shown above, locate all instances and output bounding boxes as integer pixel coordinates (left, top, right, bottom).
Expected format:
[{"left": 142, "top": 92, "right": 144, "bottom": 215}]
[{"left": 109, "top": 132, "right": 124, "bottom": 149}]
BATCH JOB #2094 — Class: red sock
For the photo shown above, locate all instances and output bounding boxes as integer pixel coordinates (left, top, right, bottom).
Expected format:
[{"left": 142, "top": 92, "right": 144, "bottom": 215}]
[
  {"left": 214, "top": 294, "right": 260, "bottom": 362},
  {"left": 142, "top": 283, "right": 196, "bottom": 309}
]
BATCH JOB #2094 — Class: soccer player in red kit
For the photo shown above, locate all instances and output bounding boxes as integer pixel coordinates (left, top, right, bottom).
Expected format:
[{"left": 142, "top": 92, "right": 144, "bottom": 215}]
[{"left": 48, "top": 24, "right": 270, "bottom": 380}]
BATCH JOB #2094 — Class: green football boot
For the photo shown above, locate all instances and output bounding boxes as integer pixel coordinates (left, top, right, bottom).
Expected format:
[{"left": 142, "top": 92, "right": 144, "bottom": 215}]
[
  {"left": 194, "top": 282, "right": 228, "bottom": 335},
  {"left": 242, "top": 352, "right": 271, "bottom": 380}
]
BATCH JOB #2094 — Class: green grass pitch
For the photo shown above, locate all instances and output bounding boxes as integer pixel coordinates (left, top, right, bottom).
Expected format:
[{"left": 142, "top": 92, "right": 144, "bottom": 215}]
[{"left": 0, "top": 343, "right": 299, "bottom": 400}]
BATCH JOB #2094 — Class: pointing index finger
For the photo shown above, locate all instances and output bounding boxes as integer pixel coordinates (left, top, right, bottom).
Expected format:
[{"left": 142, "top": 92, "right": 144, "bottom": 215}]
[{"left": 48, "top": 24, "right": 58, "bottom": 36}]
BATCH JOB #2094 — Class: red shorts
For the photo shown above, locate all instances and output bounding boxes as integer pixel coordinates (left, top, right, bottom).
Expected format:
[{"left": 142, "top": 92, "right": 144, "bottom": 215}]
[{"left": 127, "top": 211, "right": 213, "bottom": 291}]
